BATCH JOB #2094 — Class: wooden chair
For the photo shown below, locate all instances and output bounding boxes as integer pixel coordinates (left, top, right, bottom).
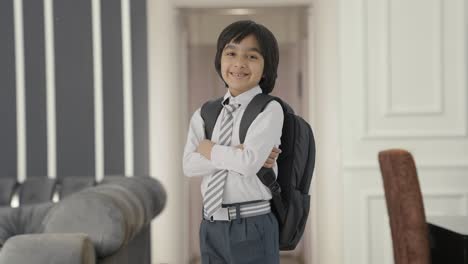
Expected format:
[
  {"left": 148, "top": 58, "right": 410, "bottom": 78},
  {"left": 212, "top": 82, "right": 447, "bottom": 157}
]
[{"left": 378, "top": 149, "right": 431, "bottom": 264}]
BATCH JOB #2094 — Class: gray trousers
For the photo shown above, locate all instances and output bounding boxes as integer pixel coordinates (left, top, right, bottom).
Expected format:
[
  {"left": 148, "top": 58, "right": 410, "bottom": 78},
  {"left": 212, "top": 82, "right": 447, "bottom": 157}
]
[{"left": 199, "top": 212, "right": 280, "bottom": 264}]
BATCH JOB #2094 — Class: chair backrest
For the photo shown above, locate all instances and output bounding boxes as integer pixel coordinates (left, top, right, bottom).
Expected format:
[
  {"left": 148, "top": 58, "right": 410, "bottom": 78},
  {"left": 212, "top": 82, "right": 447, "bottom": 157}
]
[{"left": 378, "top": 149, "right": 430, "bottom": 264}]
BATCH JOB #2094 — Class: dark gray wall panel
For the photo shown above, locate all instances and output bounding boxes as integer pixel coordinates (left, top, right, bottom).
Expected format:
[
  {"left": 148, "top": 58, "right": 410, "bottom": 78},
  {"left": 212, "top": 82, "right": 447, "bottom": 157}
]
[
  {"left": 0, "top": 0, "right": 17, "bottom": 178},
  {"left": 54, "top": 0, "right": 95, "bottom": 177},
  {"left": 24, "top": 0, "right": 47, "bottom": 177},
  {"left": 102, "top": 0, "right": 124, "bottom": 175},
  {"left": 131, "top": 0, "right": 149, "bottom": 176}
]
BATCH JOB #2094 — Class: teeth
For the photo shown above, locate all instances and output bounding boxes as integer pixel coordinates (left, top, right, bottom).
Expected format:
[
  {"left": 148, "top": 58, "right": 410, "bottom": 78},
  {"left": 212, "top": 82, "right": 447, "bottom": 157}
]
[{"left": 232, "top": 73, "right": 247, "bottom": 78}]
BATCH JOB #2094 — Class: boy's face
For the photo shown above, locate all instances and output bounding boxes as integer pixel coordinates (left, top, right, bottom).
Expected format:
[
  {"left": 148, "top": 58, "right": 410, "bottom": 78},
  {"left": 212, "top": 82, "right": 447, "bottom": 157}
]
[{"left": 220, "top": 34, "right": 265, "bottom": 96}]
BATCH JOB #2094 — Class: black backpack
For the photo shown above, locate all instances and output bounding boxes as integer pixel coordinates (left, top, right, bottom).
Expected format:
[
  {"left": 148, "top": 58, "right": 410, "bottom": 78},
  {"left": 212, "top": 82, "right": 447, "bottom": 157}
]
[{"left": 201, "top": 93, "right": 316, "bottom": 251}]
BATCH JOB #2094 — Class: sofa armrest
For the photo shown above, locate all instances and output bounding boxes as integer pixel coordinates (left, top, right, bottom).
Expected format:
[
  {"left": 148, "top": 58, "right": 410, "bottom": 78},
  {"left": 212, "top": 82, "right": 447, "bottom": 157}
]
[
  {"left": 42, "top": 176, "right": 166, "bottom": 258},
  {"left": 0, "top": 233, "right": 96, "bottom": 264}
]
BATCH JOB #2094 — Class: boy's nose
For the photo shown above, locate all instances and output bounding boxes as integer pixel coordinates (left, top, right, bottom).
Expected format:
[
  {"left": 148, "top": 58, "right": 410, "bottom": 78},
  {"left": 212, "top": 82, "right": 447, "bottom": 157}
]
[
  {"left": 234, "top": 59, "right": 246, "bottom": 68},
  {"left": 233, "top": 56, "right": 247, "bottom": 68}
]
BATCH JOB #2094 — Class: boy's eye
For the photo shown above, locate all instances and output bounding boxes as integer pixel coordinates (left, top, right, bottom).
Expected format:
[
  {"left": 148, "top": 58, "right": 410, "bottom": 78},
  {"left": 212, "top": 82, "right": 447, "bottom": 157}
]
[
  {"left": 225, "top": 52, "right": 235, "bottom": 56},
  {"left": 248, "top": 55, "right": 258, "bottom": 60}
]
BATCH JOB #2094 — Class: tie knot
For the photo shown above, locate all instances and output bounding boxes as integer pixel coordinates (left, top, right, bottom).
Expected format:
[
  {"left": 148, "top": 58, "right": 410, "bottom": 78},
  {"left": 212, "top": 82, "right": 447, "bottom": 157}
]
[{"left": 224, "top": 103, "right": 240, "bottom": 115}]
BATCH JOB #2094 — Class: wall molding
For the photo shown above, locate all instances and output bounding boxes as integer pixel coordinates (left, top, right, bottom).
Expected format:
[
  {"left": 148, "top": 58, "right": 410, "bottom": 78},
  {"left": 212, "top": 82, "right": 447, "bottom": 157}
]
[
  {"left": 344, "top": 161, "right": 468, "bottom": 170},
  {"left": 14, "top": 0, "right": 26, "bottom": 182},
  {"left": 383, "top": 0, "right": 444, "bottom": 116},
  {"left": 361, "top": 128, "right": 468, "bottom": 139},
  {"left": 92, "top": 0, "right": 104, "bottom": 181},
  {"left": 361, "top": 0, "right": 467, "bottom": 139},
  {"left": 362, "top": 190, "right": 468, "bottom": 263},
  {"left": 44, "top": 0, "right": 57, "bottom": 179},
  {"left": 362, "top": 192, "right": 384, "bottom": 264},
  {"left": 122, "top": 0, "right": 134, "bottom": 177}
]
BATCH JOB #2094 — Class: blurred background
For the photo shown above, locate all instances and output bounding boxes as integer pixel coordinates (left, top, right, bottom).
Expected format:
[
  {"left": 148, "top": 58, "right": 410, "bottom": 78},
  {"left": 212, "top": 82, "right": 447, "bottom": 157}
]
[{"left": 1, "top": 0, "right": 467, "bottom": 263}]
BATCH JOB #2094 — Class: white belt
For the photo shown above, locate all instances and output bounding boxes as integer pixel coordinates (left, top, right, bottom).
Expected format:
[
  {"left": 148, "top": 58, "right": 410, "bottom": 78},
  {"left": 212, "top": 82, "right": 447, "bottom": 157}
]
[{"left": 203, "top": 200, "right": 271, "bottom": 222}]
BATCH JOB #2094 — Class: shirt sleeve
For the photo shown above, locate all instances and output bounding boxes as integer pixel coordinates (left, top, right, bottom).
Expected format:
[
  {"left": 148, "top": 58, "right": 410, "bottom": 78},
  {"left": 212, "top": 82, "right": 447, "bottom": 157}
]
[
  {"left": 182, "top": 108, "right": 218, "bottom": 177},
  {"left": 210, "top": 100, "right": 283, "bottom": 177}
]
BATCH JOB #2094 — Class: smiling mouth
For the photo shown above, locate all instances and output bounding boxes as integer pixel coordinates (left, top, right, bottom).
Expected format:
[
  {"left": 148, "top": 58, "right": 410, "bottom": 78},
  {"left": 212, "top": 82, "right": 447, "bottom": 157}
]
[{"left": 230, "top": 72, "right": 249, "bottom": 79}]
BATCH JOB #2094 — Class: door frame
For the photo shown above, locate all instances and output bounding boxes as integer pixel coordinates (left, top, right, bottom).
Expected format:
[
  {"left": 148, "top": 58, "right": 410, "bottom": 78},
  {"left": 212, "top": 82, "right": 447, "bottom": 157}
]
[{"left": 147, "top": 1, "right": 341, "bottom": 263}]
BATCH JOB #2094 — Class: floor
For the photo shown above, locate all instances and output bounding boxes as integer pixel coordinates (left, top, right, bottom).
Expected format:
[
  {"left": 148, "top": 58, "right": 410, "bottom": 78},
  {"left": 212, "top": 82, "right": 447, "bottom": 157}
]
[{"left": 190, "top": 255, "right": 303, "bottom": 264}]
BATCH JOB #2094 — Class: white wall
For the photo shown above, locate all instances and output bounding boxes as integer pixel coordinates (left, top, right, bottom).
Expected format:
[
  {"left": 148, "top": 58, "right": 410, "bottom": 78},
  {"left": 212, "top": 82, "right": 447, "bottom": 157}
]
[{"left": 147, "top": 1, "right": 188, "bottom": 263}]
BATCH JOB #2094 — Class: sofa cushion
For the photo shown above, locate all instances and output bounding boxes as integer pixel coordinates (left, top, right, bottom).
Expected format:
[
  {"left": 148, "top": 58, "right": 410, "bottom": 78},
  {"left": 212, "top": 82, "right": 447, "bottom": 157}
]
[
  {"left": 41, "top": 176, "right": 166, "bottom": 258},
  {"left": 81, "top": 184, "right": 145, "bottom": 243},
  {"left": 0, "top": 179, "right": 16, "bottom": 207},
  {"left": 0, "top": 202, "right": 53, "bottom": 247},
  {"left": 59, "top": 176, "right": 95, "bottom": 198},
  {"left": 19, "top": 177, "right": 56, "bottom": 205},
  {"left": 42, "top": 191, "right": 126, "bottom": 257},
  {"left": 102, "top": 176, "right": 166, "bottom": 219},
  {"left": 0, "top": 207, "right": 14, "bottom": 247}
]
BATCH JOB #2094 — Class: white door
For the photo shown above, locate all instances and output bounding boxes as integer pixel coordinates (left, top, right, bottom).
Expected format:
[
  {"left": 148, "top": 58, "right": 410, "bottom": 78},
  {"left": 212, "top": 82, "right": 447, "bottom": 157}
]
[
  {"left": 183, "top": 8, "right": 309, "bottom": 264},
  {"left": 339, "top": 0, "right": 468, "bottom": 263}
]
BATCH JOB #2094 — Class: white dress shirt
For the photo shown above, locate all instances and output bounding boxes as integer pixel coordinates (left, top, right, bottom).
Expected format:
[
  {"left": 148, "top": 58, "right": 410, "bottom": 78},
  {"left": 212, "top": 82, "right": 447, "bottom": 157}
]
[{"left": 183, "top": 85, "right": 284, "bottom": 204}]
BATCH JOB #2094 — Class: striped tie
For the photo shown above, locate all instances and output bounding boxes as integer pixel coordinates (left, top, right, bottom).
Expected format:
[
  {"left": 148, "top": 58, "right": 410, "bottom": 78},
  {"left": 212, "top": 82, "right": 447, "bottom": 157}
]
[{"left": 203, "top": 102, "right": 240, "bottom": 218}]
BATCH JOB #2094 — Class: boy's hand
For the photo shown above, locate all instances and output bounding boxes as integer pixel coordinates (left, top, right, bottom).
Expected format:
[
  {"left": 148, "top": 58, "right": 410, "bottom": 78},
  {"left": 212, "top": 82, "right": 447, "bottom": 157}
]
[
  {"left": 197, "top": 140, "right": 215, "bottom": 160},
  {"left": 263, "top": 147, "right": 281, "bottom": 168},
  {"left": 235, "top": 144, "right": 281, "bottom": 168},
  {"left": 235, "top": 144, "right": 244, "bottom": 150}
]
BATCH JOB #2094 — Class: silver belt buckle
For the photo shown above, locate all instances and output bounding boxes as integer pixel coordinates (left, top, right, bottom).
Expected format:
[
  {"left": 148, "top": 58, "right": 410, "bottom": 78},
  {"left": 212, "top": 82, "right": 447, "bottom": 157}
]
[{"left": 210, "top": 207, "right": 231, "bottom": 222}]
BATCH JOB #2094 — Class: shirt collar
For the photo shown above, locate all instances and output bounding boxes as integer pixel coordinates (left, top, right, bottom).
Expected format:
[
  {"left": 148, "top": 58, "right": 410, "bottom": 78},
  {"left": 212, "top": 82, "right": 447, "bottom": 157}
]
[{"left": 222, "top": 85, "right": 262, "bottom": 107}]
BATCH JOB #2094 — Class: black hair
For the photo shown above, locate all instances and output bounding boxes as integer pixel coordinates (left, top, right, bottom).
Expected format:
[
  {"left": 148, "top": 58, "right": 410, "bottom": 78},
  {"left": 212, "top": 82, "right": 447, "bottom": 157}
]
[{"left": 214, "top": 20, "right": 279, "bottom": 94}]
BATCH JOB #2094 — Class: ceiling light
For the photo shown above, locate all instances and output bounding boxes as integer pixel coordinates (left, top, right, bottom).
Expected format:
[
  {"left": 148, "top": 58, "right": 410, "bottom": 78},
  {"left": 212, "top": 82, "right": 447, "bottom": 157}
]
[{"left": 225, "top": 8, "right": 255, "bottom": 15}]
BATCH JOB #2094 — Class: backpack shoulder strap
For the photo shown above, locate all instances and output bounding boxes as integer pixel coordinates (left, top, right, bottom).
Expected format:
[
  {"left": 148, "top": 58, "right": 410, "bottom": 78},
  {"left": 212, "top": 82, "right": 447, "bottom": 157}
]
[
  {"left": 239, "top": 93, "right": 277, "bottom": 144},
  {"left": 239, "top": 93, "right": 288, "bottom": 221},
  {"left": 200, "top": 97, "right": 224, "bottom": 140}
]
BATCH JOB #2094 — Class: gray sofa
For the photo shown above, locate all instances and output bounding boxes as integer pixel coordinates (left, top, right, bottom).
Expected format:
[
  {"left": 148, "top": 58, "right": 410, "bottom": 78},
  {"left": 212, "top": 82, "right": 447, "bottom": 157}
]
[{"left": 0, "top": 176, "right": 166, "bottom": 264}]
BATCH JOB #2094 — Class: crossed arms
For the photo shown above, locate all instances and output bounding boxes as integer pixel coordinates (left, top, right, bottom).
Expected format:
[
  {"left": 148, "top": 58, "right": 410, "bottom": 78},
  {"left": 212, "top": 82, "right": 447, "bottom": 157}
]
[{"left": 183, "top": 101, "right": 283, "bottom": 178}]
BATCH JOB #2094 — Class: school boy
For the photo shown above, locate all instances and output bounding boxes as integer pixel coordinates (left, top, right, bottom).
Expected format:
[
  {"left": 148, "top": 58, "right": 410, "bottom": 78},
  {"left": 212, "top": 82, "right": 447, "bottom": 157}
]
[{"left": 183, "top": 20, "right": 283, "bottom": 264}]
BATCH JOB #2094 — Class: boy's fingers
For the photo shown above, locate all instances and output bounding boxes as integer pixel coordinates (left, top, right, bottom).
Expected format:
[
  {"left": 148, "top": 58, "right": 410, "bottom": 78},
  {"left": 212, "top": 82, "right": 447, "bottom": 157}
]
[
  {"left": 271, "top": 147, "right": 281, "bottom": 153},
  {"left": 269, "top": 152, "right": 279, "bottom": 159},
  {"left": 265, "top": 147, "right": 281, "bottom": 166}
]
